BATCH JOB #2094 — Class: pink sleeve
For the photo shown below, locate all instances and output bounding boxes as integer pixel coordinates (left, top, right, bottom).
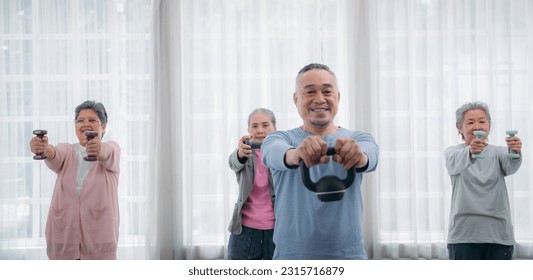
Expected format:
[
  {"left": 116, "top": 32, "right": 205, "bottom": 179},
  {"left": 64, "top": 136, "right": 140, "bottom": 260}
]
[
  {"left": 44, "top": 143, "right": 69, "bottom": 173},
  {"left": 98, "top": 140, "right": 120, "bottom": 174}
]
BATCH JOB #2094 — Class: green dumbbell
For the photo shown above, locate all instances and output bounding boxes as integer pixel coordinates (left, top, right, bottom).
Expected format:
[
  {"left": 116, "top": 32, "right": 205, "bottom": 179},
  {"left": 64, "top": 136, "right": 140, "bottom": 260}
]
[
  {"left": 472, "top": 130, "right": 486, "bottom": 159},
  {"left": 506, "top": 130, "right": 520, "bottom": 159}
]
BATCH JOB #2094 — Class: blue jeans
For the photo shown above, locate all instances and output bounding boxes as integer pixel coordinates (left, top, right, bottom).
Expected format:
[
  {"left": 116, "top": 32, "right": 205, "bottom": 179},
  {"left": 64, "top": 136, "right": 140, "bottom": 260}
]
[
  {"left": 228, "top": 225, "right": 275, "bottom": 260},
  {"left": 448, "top": 243, "right": 514, "bottom": 260}
]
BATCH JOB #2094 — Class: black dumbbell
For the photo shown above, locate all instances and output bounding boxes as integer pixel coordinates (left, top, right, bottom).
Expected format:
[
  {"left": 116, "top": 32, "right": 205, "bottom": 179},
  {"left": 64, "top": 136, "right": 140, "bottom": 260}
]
[
  {"left": 245, "top": 139, "right": 262, "bottom": 149},
  {"left": 33, "top": 129, "right": 48, "bottom": 160},
  {"left": 84, "top": 131, "right": 99, "bottom": 161},
  {"left": 300, "top": 147, "right": 356, "bottom": 202}
]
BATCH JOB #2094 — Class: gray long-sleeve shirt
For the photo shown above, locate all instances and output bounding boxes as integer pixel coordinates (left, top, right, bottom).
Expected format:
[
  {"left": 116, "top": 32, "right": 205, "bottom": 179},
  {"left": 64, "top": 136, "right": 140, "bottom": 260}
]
[{"left": 444, "top": 144, "right": 521, "bottom": 245}]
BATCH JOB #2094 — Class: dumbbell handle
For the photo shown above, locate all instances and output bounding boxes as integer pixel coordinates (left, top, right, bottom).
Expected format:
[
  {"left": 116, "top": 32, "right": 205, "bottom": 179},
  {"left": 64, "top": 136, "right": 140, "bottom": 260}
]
[
  {"left": 300, "top": 146, "right": 355, "bottom": 202},
  {"left": 84, "top": 131, "right": 99, "bottom": 161},
  {"left": 472, "top": 131, "right": 486, "bottom": 159},
  {"left": 33, "top": 129, "right": 48, "bottom": 160},
  {"left": 245, "top": 139, "right": 262, "bottom": 149},
  {"left": 506, "top": 130, "right": 520, "bottom": 159}
]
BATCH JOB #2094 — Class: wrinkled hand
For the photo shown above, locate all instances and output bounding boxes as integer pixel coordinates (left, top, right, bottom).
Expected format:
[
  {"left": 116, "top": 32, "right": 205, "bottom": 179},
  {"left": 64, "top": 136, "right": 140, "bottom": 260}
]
[
  {"left": 332, "top": 137, "right": 368, "bottom": 170},
  {"left": 291, "top": 136, "right": 329, "bottom": 168},
  {"left": 506, "top": 135, "right": 522, "bottom": 154},
  {"left": 30, "top": 135, "right": 49, "bottom": 155},
  {"left": 85, "top": 133, "right": 102, "bottom": 157},
  {"left": 469, "top": 138, "right": 488, "bottom": 155},
  {"left": 237, "top": 135, "right": 252, "bottom": 159}
]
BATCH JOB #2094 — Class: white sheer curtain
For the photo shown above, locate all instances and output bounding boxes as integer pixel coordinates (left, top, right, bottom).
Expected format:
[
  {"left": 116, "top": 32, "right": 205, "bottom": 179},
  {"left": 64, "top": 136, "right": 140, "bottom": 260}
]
[
  {"left": 159, "top": 0, "right": 533, "bottom": 260},
  {"left": 147, "top": 0, "right": 183, "bottom": 260},
  {"left": 162, "top": 0, "right": 359, "bottom": 259},
  {"left": 369, "top": 0, "right": 533, "bottom": 259},
  {"left": 0, "top": 0, "right": 152, "bottom": 259},
  {"left": 3, "top": 0, "right": 533, "bottom": 260}
]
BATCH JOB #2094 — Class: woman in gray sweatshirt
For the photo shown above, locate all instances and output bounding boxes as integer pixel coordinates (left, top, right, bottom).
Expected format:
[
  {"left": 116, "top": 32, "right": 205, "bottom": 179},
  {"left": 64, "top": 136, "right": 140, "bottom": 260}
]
[{"left": 444, "top": 101, "right": 522, "bottom": 260}]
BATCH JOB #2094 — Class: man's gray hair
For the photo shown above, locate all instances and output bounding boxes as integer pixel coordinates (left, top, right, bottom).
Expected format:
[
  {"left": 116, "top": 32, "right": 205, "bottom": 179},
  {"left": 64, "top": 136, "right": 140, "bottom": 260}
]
[
  {"left": 296, "top": 63, "right": 336, "bottom": 82},
  {"left": 75, "top": 100, "right": 108, "bottom": 125},
  {"left": 248, "top": 108, "right": 276, "bottom": 127}
]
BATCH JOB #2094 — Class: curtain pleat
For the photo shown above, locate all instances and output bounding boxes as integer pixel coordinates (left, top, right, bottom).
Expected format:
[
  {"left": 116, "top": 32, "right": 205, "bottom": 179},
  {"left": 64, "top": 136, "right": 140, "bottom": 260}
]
[{"left": 2, "top": 0, "right": 533, "bottom": 260}]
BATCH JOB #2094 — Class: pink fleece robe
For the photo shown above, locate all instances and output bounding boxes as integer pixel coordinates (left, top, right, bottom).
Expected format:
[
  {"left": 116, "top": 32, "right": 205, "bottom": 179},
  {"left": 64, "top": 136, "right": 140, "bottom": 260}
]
[{"left": 44, "top": 141, "right": 120, "bottom": 260}]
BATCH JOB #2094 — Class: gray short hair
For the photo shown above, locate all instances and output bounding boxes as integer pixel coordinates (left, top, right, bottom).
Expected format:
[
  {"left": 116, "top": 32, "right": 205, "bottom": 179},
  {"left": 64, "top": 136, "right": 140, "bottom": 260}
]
[
  {"left": 296, "top": 63, "right": 337, "bottom": 87},
  {"left": 455, "top": 101, "right": 491, "bottom": 139},
  {"left": 297, "top": 63, "right": 336, "bottom": 78},
  {"left": 75, "top": 100, "right": 108, "bottom": 125},
  {"left": 248, "top": 108, "right": 276, "bottom": 127}
]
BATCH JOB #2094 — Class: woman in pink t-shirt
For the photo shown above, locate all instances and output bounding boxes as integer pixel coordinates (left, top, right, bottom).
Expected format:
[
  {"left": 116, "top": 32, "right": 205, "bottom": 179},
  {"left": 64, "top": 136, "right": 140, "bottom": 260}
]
[
  {"left": 227, "top": 108, "right": 276, "bottom": 259},
  {"left": 30, "top": 100, "right": 120, "bottom": 260}
]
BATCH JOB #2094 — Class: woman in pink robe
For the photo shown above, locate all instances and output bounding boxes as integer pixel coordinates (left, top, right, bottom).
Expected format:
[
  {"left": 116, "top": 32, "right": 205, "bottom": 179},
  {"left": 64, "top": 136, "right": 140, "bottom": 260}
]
[{"left": 30, "top": 100, "right": 121, "bottom": 260}]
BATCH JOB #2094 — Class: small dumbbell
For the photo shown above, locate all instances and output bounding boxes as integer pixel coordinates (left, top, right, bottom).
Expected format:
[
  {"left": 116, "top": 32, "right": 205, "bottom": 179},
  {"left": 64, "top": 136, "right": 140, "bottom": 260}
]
[
  {"left": 245, "top": 139, "right": 262, "bottom": 149},
  {"left": 506, "top": 130, "right": 520, "bottom": 159},
  {"left": 33, "top": 129, "right": 48, "bottom": 160},
  {"left": 84, "top": 131, "right": 99, "bottom": 161},
  {"left": 472, "top": 130, "right": 486, "bottom": 159}
]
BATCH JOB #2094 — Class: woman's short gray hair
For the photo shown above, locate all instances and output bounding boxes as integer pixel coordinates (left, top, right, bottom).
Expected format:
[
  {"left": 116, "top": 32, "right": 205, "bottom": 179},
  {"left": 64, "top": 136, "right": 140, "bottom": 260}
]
[
  {"left": 248, "top": 108, "right": 276, "bottom": 127},
  {"left": 455, "top": 101, "right": 491, "bottom": 139},
  {"left": 75, "top": 100, "right": 108, "bottom": 125}
]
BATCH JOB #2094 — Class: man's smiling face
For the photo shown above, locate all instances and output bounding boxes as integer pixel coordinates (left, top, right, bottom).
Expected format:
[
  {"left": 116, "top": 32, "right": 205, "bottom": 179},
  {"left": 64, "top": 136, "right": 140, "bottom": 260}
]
[{"left": 293, "top": 68, "right": 340, "bottom": 128}]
